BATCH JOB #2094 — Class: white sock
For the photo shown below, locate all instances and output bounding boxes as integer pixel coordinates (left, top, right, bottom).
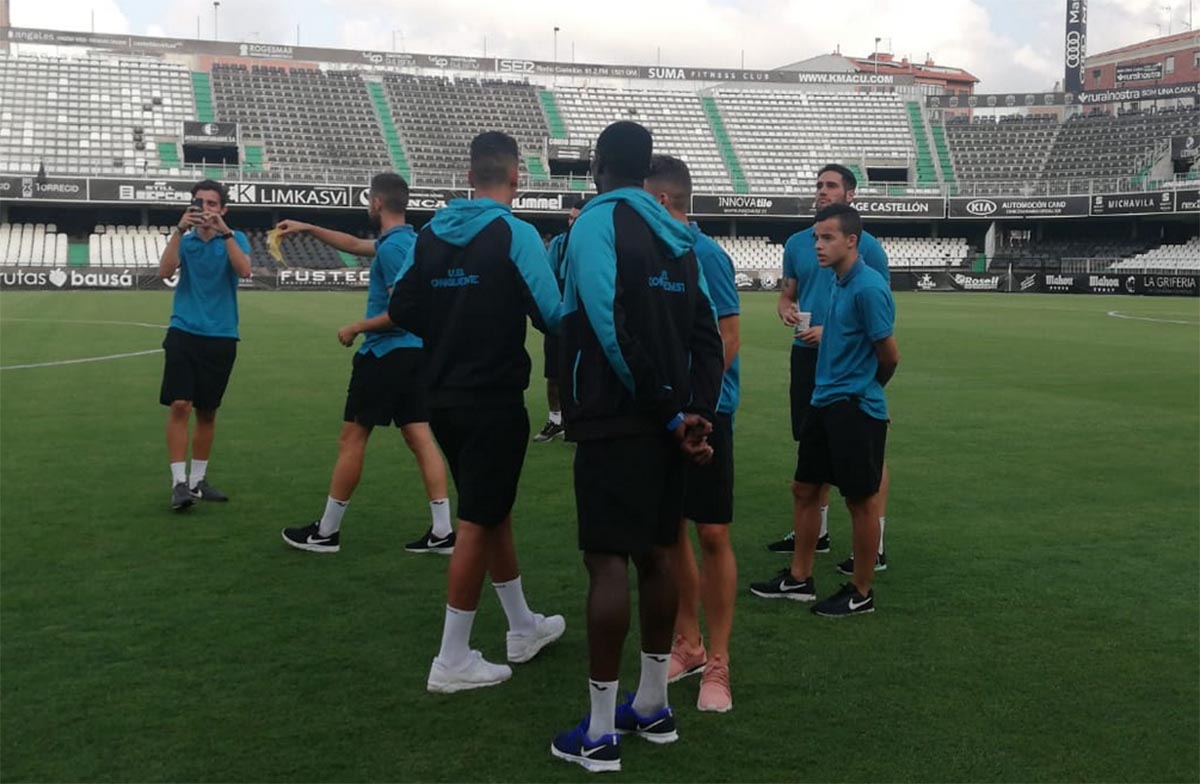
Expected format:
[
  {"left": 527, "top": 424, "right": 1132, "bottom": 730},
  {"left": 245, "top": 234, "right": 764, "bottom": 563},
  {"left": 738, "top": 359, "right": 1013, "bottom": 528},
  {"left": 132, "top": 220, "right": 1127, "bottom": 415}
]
[
  {"left": 170, "top": 461, "right": 187, "bottom": 486},
  {"left": 878, "top": 517, "right": 886, "bottom": 555},
  {"left": 548, "top": 410, "right": 562, "bottom": 425},
  {"left": 819, "top": 505, "right": 829, "bottom": 538},
  {"left": 436, "top": 605, "right": 475, "bottom": 668},
  {"left": 631, "top": 651, "right": 670, "bottom": 715},
  {"left": 318, "top": 497, "right": 348, "bottom": 536},
  {"left": 493, "top": 576, "right": 537, "bottom": 634},
  {"left": 189, "top": 459, "right": 208, "bottom": 488},
  {"left": 587, "top": 679, "right": 619, "bottom": 741},
  {"left": 430, "top": 498, "right": 452, "bottom": 538}
]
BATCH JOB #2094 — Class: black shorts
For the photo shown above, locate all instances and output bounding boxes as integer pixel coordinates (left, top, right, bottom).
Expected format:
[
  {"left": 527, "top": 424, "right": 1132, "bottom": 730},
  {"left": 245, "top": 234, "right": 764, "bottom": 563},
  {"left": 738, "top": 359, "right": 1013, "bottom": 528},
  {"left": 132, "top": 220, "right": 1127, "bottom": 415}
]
[
  {"left": 343, "top": 348, "right": 428, "bottom": 428},
  {"left": 794, "top": 399, "right": 888, "bottom": 500},
  {"left": 682, "top": 412, "right": 734, "bottom": 524},
  {"left": 575, "top": 434, "right": 684, "bottom": 555},
  {"left": 790, "top": 345, "right": 818, "bottom": 441},
  {"left": 543, "top": 333, "right": 560, "bottom": 381},
  {"left": 159, "top": 327, "right": 237, "bottom": 410},
  {"left": 430, "top": 405, "right": 529, "bottom": 527}
]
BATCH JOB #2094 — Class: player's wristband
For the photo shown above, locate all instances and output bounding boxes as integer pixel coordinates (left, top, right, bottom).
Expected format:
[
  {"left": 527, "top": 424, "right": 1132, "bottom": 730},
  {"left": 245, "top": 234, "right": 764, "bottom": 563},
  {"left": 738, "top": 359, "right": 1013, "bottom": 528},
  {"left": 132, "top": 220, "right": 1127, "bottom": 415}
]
[
  {"left": 219, "top": 232, "right": 234, "bottom": 240},
  {"left": 665, "top": 412, "right": 685, "bottom": 432}
]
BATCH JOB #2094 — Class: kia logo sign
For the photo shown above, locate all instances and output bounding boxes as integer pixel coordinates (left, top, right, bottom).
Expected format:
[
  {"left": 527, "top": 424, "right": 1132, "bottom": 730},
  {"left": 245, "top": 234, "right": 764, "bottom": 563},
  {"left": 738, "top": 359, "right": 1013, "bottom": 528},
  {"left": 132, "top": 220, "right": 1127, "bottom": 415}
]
[
  {"left": 965, "top": 199, "right": 998, "bottom": 217},
  {"left": 1065, "top": 31, "right": 1082, "bottom": 68}
]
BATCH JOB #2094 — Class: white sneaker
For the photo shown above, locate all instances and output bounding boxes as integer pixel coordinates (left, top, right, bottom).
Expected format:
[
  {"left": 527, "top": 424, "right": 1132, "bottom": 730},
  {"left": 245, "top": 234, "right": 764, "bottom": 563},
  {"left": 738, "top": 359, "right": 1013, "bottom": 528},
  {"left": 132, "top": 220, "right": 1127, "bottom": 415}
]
[
  {"left": 426, "top": 650, "right": 513, "bottom": 694},
  {"left": 506, "top": 613, "right": 566, "bottom": 663}
]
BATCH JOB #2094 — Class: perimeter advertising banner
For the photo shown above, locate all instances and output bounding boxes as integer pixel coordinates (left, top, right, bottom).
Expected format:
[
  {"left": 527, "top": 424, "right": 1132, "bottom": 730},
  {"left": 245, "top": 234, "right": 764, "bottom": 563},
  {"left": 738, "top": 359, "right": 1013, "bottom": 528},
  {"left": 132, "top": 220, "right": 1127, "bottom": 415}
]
[
  {"left": 691, "top": 195, "right": 803, "bottom": 217},
  {"left": 0, "top": 175, "right": 88, "bottom": 201},
  {"left": 948, "top": 195, "right": 1091, "bottom": 219},
  {"left": 1089, "top": 190, "right": 1175, "bottom": 216}
]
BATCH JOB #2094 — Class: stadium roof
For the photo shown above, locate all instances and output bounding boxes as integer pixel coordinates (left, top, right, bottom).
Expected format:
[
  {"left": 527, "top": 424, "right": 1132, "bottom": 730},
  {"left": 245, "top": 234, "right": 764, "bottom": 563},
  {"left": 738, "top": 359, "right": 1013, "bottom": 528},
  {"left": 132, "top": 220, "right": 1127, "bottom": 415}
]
[
  {"left": 1087, "top": 30, "right": 1199, "bottom": 60},
  {"left": 780, "top": 51, "right": 978, "bottom": 86}
]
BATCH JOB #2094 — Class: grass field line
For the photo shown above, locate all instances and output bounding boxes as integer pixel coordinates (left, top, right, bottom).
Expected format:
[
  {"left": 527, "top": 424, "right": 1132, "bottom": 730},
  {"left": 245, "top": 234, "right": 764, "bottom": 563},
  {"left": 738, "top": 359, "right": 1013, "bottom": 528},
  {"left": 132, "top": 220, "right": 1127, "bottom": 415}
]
[
  {"left": 0, "top": 317, "right": 166, "bottom": 330},
  {"left": 0, "top": 348, "right": 164, "bottom": 371},
  {"left": 1106, "top": 310, "right": 1199, "bottom": 326}
]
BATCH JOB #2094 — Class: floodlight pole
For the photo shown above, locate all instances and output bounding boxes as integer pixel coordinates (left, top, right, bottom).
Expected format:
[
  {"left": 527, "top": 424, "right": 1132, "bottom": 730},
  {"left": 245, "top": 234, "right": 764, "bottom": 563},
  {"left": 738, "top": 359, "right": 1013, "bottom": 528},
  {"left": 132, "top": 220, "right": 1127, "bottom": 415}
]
[
  {"left": 213, "top": 1, "right": 220, "bottom": 41},
  {"left": 874, "top": 36, "right": 881, "bottom": 74}
]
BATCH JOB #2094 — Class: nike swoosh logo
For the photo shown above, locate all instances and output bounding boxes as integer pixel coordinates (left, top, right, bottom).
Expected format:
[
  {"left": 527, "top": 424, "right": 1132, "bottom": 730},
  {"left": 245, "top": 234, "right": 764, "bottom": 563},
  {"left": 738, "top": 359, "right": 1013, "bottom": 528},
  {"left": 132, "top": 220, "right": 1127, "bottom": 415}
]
[
  {"left": 591, "top": 685, "right": 609, "bottom": 692},
  {"left": 779, "top": 581, "right": 809, "bottom": 592},
  {"left": 306, "top": 535, "right": 332, "bottom": 545},
  {"left": 428, "top": 536, "right": 451, "bottom": 546},
  {"left": 580, "top": 745, "right": 609, "bottom": 758},
  {"left": 848, "top": 597, "right": 871, "bottom": 611},
  {"left": 640, "top": 718, "right": 665, "bottom": 731}
]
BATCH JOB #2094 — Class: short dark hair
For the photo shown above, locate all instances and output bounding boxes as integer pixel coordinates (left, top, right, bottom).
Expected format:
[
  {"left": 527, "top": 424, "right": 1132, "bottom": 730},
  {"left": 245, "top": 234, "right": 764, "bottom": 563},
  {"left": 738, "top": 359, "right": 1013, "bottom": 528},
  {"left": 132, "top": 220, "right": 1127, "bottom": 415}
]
[
  {"left": 469, "top": 131, "right": 520, "bottom": 187},
  {"left": 191, "top": 179, "right": 228, "bottom": 206},
  {"left": 370, "top": 172, "right": 409, "bottom": 214},
  {"left": 813, "top": 203, "right": 862, "bottom": 240},
  {"left": 818, "top": 163, "right": 857, "bottom": 191},
  {"left": 646, "top": 154, "right": 692, "bottom": 213},
  {"left": 571, "top": 197, "right": 587, "bottom": 211},
  {"left": 595, "top": 121, "right": 653, "bottom": 182}
]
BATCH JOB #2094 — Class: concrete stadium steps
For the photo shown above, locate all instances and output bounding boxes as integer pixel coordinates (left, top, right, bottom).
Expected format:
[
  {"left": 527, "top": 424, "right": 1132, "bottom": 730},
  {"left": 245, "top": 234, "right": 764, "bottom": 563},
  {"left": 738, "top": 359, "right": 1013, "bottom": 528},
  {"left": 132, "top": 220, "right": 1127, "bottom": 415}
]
[
  {"left": 191, "top": 72, "right": 215, "bottom": 122},
  {"left": 701, "top": 96, "right": 749, "bottom": 194},
  {"left": 242, "top": 144, "right": 264, "bottom": 173},
  {"left": 930, "top": 123, "right": 957, "bottom": 192},
  {"left": 367, "top": 82, "right": 413, "bottom": 179},
  {"left": 157, "top": 141, "right": 181, "bottom": 169},
  {"left": 538, "top": 90, "right": 568, "bottom": 139},
  {"left": 905, "top": 102, "right": 937, "bottom": 187}
]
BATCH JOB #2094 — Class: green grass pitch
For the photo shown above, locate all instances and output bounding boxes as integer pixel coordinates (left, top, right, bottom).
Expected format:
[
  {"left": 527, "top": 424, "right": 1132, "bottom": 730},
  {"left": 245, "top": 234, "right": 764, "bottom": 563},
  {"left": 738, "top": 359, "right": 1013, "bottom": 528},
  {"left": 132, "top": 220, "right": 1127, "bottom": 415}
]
[{"left": 1, "top": 290, "right": 1197, "bottom": 782}]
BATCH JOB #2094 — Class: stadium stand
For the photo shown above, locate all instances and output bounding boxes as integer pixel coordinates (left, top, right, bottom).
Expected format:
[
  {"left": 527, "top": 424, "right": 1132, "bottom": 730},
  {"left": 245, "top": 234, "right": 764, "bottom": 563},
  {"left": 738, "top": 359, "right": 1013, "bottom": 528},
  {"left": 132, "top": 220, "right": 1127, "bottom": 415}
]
[
  {"left": 553, "top": 86, "right": 732, "bottom": 191},
  {"left": 382, "top": 75, "right": 550, "bottom": 185},
  {"left": 89, "top": 225, "right": 170, "bottom": 268},
  {"left": 991, "top": 238, "right": 1156, "bottom": 268},
  {"left": 1042, "top": 107, "right": 1200, "bottom": 184},
  {"left": 713, "top": 90, "right": 913, "bottom": 192},
  {"left": 210, "top": 64, "right": 391, "bottom": 179},
  {"left": 0, "top": 55, "right": 194, "bottom": 175},
  {"left": 0, "top": 223, "right": 68, "bottom": 266},
  {"left": 711, "top": 235, "right": 782, "bottom": 272},
  {"left": 879, "top": 236, "right": 971, "bottom": 268},
  {"left": 942, "top": 114, "right": 1059, "bottom": 184},
  {"left": 241, "top": 229, "right": 345, "bottom": 271},
  {"left": 1111, "top": 236, "right": 1200, "bottom": 272}
]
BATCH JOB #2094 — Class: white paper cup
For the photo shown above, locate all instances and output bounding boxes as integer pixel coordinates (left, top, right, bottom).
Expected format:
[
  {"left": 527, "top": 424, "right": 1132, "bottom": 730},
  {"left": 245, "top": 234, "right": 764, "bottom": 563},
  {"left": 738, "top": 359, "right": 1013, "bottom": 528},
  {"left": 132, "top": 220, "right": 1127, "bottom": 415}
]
[{"left": 794, "top": 311, "right": 812, "bottom": 336}]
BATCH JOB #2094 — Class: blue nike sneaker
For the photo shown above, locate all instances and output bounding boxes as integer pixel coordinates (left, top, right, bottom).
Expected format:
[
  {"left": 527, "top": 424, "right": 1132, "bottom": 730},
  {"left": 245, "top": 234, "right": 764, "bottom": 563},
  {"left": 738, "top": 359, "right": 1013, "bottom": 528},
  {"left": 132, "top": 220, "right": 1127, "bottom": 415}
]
[
  {"left": 550, "top": 718, "right": 620, "bottom": 773},
  {"left": 614, "top": 693, "right": 679, "bottom": 744}
]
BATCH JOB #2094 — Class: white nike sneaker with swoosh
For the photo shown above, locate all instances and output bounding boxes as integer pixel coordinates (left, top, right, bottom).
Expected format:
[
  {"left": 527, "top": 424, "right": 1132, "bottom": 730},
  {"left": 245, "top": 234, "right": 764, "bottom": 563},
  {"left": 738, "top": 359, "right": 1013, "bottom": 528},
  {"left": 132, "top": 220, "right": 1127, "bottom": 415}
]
[
  {"left": 427, "top": 650, "right": 513, "bottom": 694},
  {"left": 507, "top": 613, "right": 566, "bottom": 663}
]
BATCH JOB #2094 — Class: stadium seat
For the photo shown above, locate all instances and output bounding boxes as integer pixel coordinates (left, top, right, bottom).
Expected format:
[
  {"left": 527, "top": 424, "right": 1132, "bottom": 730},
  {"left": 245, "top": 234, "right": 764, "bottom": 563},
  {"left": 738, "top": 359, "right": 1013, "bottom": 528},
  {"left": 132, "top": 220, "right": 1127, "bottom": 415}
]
[{"left": 0, "top": 54, "right": 194, "bottom": 175}]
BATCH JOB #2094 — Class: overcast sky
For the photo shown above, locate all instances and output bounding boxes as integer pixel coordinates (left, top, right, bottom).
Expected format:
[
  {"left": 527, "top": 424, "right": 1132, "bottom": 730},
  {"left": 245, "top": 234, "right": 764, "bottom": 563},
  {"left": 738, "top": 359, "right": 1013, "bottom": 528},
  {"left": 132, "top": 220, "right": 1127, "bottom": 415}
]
[{"left": 9, "top": 0, "right": 1195, "bottom": 91}]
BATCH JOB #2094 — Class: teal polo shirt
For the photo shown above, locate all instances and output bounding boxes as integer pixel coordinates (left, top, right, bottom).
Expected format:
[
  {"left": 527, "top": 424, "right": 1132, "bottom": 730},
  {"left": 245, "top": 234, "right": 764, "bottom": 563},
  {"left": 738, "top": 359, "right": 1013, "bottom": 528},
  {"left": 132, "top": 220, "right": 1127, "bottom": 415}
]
[
  {"left": 360, "top": 224, "right": 422, "bottom": 356},
  {"left": 690, "top": 223, "right": 740, "bottom": 416},
  {"left": 170, "top": 229, "right": 250, "bottom": 339},
  {"left": 782, "top": 227, "right": 889, "bottom": 348},
  {"left": 811, "top": 259, "right": 895, "bottom": 421}
]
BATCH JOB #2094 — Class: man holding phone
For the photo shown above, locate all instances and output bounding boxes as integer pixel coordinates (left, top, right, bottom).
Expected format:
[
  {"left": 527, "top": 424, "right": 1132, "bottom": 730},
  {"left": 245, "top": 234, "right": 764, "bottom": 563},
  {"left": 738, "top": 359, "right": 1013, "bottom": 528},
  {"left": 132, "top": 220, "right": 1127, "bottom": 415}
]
[{"left": 158, "top": 179, "right": 252, "bottom": 511}]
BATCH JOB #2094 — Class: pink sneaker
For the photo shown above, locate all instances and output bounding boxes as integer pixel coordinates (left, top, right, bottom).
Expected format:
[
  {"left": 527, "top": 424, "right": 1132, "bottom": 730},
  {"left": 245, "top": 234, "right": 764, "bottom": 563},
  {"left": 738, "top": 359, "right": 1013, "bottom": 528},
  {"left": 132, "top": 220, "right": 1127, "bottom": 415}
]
[
  {"left": 697, "top": 656, "right": 732, "bottom": 713},
  {"left": 667, "top": 634, "right": 707, "bottom": 683}
]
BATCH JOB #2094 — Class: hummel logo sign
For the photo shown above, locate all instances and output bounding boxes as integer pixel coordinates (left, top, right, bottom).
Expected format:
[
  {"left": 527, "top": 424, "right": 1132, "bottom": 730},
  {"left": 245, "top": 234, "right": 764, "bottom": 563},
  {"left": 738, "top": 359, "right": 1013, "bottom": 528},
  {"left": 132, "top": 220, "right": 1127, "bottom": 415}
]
[{"left": 848, "top": 597, "right": 871, "bottom": 611}]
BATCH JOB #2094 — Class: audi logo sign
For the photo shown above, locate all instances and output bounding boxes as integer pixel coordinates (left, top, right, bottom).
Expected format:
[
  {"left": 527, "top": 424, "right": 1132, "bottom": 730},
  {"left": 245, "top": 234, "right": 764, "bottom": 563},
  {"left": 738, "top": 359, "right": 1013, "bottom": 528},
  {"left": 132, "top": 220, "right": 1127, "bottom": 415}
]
[
  {"left": 965, "top": 199, "right": 998, "bottom": 217},
  {"left": 1065, "top": 31, "right": 1082, "bottom": 68}
]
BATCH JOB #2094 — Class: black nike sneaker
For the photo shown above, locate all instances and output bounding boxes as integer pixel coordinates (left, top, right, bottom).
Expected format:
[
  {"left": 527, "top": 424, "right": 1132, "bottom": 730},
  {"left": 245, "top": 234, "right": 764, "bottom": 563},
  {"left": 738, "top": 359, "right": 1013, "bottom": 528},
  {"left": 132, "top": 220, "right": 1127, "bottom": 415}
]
[
  {"left": 748, "top": 569, "right": 817, "bottom": 602},
  {"left": 614, "top": 692, "right": 678, "bottom": 744},
  {"left": 811, "top": 582, "right": 875, "bottom": 618},
  {"left": 815, "top": 533, "right": 831, "bottom": 553},
  {"left": 405, "top": 528, "right": 455, "bottom": 555},
  {"left": 281, "top": 521, "right": 340, "bottom": 554},
  {"left": 533, "top": 419, "right": 565, "bottom": 443},
  {"left": 765, "top": 530, "right": 794, "bottom": 552},
  {"left": 837, "top": 551, "right": 888, "bottom": 575},
  {"left": 171, "top": 482, "right": 195, "bottom": 512},
  {"left": 190, "top": 479, "right": 229, "bottom": 502}
]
